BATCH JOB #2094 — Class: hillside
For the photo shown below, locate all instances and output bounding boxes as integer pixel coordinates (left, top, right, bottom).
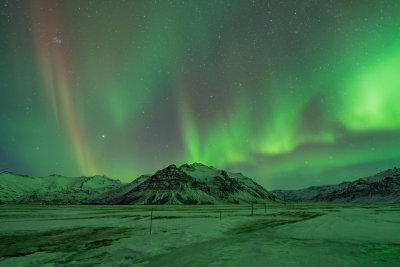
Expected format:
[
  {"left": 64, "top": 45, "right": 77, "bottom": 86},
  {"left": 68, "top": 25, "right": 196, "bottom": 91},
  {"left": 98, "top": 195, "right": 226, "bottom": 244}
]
[
  {"left": 91, "top": 163, "right": 280, "bottom": 204},
  {"left": 0, "top": 163, "right": 280, "bottom": 205},
  {"left": 272, "top": 168, "right": 400, "bottom": 203},
  {"left": 0, "top": 171, "right": 122, "bottom": 204}
]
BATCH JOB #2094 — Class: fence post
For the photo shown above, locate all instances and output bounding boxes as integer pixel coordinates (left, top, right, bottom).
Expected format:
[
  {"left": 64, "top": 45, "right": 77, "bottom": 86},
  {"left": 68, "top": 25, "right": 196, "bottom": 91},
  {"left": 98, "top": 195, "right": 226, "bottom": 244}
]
[
  {"left": 251, "top": 204, "right": 254, "bottom": 216},
  {"left": 149, "top": 209, "right": 153, "bottom": 235}
]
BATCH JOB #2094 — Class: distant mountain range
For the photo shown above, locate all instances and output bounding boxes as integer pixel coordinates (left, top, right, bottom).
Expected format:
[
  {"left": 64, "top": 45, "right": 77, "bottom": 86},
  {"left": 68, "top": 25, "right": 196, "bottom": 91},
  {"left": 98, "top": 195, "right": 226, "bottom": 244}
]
[
  {"left": 0, "top": 163, "right": 280, "bottom": 205},
  {"left": 3, "top": 165, "right": 399, "bottom": 205},
  {"left": 272, "top": 168, "right": 400, "bottom": 204},
  {"left": 0, "top": 172, "right": 122, "bottom": 204}
]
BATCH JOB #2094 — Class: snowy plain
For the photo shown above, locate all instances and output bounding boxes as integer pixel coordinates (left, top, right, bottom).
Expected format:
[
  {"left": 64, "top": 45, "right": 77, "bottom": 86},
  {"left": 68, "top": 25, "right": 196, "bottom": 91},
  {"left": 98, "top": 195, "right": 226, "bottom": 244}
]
[{"left": 0, "top": 204, "right": 399, "bottom": 266}]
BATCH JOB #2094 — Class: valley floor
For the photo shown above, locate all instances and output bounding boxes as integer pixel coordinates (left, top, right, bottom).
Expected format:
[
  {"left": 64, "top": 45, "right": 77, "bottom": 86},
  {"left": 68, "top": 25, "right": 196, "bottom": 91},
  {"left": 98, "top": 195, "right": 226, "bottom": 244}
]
[{"left": 0, "top": 204, "right": 399, "bottom": 266}]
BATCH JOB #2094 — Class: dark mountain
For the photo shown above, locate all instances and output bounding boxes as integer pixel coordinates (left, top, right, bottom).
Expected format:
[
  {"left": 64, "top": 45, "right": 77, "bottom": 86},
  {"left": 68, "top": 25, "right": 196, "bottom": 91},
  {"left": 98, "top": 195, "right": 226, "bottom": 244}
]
[
  {"left": 272, "top": 168, "right": 400, "bottom": 203},
  {"left": 90, "top": 163, "right": 281, "bottom": 204},
  {"left": 0, "top": 163, "right": 281, "bottom": 205}
]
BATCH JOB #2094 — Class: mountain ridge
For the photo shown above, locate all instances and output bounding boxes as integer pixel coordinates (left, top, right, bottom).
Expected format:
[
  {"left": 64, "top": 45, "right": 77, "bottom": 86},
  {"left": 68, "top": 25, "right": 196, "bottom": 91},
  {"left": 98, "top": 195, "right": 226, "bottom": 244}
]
[
  {"left": 91, "top": 163, "right": 280, "bottom": 204},
  {"left": 0, "top": 163, "right": 280, "bottom": 205},
  {"left": 272, "top": 167, "right": 400, "bottom": 203},
  {"left": 0, "top": 171, "right": 122, "bottom": 204}
]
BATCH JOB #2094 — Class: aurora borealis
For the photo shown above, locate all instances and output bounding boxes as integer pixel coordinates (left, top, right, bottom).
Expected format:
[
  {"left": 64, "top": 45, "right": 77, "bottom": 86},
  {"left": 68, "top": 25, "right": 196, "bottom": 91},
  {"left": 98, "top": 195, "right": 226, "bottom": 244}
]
[{"left": 1, "top": 0, "right": 400, "bottom": 189}]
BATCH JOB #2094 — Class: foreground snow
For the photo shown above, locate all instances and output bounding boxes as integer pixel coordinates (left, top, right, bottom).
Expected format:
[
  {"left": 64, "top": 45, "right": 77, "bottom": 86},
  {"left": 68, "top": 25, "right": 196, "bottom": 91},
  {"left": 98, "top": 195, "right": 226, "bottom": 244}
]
[{"left": 0, "top": 204, "right": 399, "bottom": 266}]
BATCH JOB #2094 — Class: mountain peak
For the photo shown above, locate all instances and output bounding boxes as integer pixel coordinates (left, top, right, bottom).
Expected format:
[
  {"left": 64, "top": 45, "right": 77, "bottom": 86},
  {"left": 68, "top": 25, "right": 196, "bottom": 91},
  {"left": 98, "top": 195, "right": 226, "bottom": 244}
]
[
  {"left": 190, "top": 162, "right": 206, "bottom": 167},
  {"left": 166, "top": 164, "right": 178, "bottom": 169},
  {"left": 100, "top": 163, "right": 280, "bottom": 205},
  {"left": 0, "top": 164, "right": 281, "bottom": 205},
  {"left": 179, "top": 162, "right": 208, "bottom": 169}
]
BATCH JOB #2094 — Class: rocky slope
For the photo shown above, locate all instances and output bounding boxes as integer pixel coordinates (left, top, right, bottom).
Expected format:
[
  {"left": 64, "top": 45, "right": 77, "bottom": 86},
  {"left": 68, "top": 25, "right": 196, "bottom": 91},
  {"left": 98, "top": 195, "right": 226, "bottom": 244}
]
[
  {"left": 89, "top": 174, "right": 150, "bottom": 204},
  {"left": 91, "top": 163, "right": 280, "bottom": 204},
  {"left": 272, "top": 168, "right": 400, "bottom": 203},
  {"left": 0, "top": 163, "right": 280, "bottom": 205},
  {"left": 0, "top": 171, "right": 122, "bottom": 204}
]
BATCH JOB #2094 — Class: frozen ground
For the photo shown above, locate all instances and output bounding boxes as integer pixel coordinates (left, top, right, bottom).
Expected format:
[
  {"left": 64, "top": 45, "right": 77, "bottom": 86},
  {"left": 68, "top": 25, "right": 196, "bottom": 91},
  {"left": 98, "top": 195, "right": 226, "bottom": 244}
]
[{"left": 0, "top": 204, "right": 399, "bottom": 266}]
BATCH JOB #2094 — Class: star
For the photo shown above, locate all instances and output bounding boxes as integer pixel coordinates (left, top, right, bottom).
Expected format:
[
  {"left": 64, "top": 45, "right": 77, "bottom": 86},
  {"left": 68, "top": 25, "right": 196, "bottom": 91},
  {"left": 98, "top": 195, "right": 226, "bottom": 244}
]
[{"left": 52, "top": 37, "right": 62, "bottom": 44}]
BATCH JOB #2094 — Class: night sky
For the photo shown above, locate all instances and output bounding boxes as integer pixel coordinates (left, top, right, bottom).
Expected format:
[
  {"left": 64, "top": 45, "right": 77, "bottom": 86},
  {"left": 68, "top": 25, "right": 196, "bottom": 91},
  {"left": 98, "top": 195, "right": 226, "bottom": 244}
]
[{"left": 1, "top": 0, "right": 400, "bottom": 189}]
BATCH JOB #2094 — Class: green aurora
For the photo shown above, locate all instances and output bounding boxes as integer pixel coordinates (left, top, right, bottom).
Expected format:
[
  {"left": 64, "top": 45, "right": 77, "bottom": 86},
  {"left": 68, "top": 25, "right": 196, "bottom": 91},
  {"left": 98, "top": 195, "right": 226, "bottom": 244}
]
[{"left": 1, "top": 0, "right": 400, "bottom": 189}]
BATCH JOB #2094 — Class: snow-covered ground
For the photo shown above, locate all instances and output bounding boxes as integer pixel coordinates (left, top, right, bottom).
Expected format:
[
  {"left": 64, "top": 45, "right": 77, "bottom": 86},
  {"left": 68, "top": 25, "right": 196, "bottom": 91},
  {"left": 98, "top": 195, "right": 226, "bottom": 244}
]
[{"left": 0, "top": 204, "right": 399, "bottom": 266}]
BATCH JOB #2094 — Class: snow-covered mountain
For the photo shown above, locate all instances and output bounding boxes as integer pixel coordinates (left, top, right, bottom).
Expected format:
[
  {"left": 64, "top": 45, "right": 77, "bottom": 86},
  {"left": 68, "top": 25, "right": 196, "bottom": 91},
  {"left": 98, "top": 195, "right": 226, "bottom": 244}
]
[
  {"left": 91, "top": 163, "right": 281, "bottom": 204},
  {"left": 89, "top": 174, "right": 150, "bottom": 204},
  {"left": 0, "top": 171, "right": 122, "bottom": 204},
  {"left": 272, "top": 168, "right": 400, "bottom": 204},
  {"left": 0, "top": 163, "right": 280, "bottom": 205}
]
